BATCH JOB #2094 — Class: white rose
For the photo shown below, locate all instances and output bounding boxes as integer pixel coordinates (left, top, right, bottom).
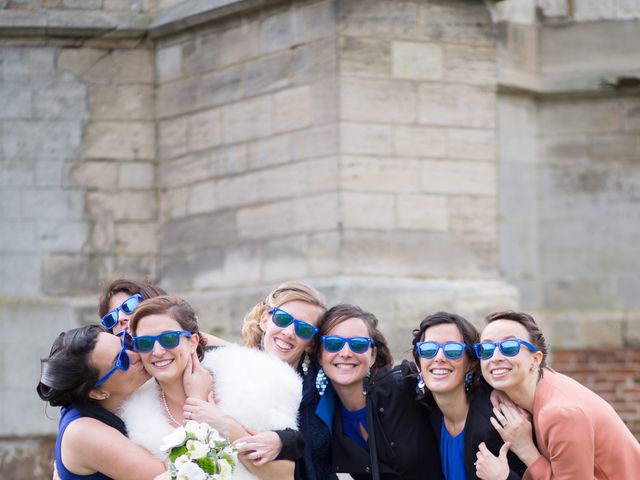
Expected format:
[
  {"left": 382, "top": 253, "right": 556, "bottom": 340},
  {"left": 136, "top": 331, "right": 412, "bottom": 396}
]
[
  {"left": 219, "top": 459, "right": 233, "bottom": 479},
  {"left": 160, "top": 426, "right": 187, "bottom": 453},
  {"left": 176, "top": 462, "right": 207, "bottom": 480},
  {"left": 207, "top": 428, "right": 223, "bottom": 447},
  {"left": 186, "top": 439, "right": 210, "bottom": 460},
  {"left": 174, "top": 454, "right": 191, "bottom": 470}
]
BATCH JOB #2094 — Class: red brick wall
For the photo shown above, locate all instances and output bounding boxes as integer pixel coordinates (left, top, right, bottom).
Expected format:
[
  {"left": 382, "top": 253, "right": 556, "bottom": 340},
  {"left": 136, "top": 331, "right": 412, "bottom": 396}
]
[
  {"left": 0, "top": 436, "right": 55, "bottom": 480},
  {"left": 552, "top": 349, "right": 640, "bottom": 440}
]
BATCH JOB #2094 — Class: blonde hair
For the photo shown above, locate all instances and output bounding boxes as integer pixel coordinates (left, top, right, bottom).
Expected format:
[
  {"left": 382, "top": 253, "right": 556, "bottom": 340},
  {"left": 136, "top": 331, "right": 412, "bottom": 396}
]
[{"left": 241, "top": 281, "right": 327, "bottom": 348}]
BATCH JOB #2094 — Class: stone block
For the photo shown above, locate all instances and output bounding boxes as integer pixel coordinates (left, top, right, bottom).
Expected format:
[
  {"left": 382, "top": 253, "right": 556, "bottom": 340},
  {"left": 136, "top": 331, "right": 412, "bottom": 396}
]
[
  {"left": 75, "top": 48, "right": 154, "bottom": 84},
  {"left": 418, "top": 83, "right": 495, "bottom": 128},
  {"left": 199, "top": 64, "right": 243, "bottom": 109},
  {"left": 0, "top": 221, "right": 37, "bottom": 252},
  {"left": 181, "top": 36, "right": 219, "bottom": 77},
  {"left": 37, "top": 220, "right": 89, "bottom": 252},
  {"left": 258, "top": 158, "right": 333, "bottom": 202},
  {"left": 261, "top": 7, "right": 301, "bottom": 54},
  {"left": 308, "top": 231, "right": 340, "bottom": 275},
  {"left": 242, "top": 53, "right": 290, "bottom": 98},
  {"left": 341, "top": 77, "right": 416, "bottom": 124},
  {"left": 300, "top": 0, "right": 335, "bottom": 42},
  {"left": 0, "top": 159, "right": 35, "bottom": 186},
  {"left": 118, "top": 162, "right": 154, "bottom": 189},
  {"left": 394, "top": 125, "right": 447, "bottom": 158},
  {"left": 61, "top": 0, "right": 102, "bottom": 8},
  {"left": 448, "top": 196, "right": 497, "bottom": 240},
  {"left": 217, "top": 21, "right": 260, "bottom": 67},
  {"left": 0, "top": 190, "right": 21, "bottom": 219},
  {"left": 248, "top": 134, "right": 291, "bottom": 169},
  {"left": 188, "top": 108, "right": 223, "bottom": 152},
  {"left": 5, "top": 120, "right": 82, "bottom": 160},
  {"left": 306, "top": 155, "right": 339, "bottom": 193},
  {"left": 82, "top": 121, "right": 155, "bottom": 160},
  {"left": 310, "top": 79, "right": 338, "bottom": 125},
  {"left": 156, "top": 42, "right": 182, "bottom": 83},
  {"left": 222, "top": 96, "right": 272, "bottom": 144},
  {"left": 187, "top": 180, "right": 216, "bottom": 215},
  {"left": 341, "top": 156, "right": 420, "bottom": 193},
  {"left": 339, "top": 36, "right": 391, "bottom": 78},
  {"left": 0, "top": 253, "right": 40, "bottom": 296},
  {"left": 292, "top": 192, "right": 339, "bottom": 233},
  {"left": 110, "top": 255, "right": 157, "bottom": 282},
  {"left": 338, "top": 0, "right": 418, "bottom": 38},
  {"left": 342, "top": 192, "right": 395, "bottom": 230},
  {"left": 2, "top": 47, "right": 56, "bottom": 81},
  {"left": 418, "top": 1, "right": 495, "bottom": 46},
  {"left": 540, "top": 99, "right": 622, "bottom": 135},
  {"left": 157, "top": 76, "right": 200, "bottom": 118},
  {"left": 392, "top": 41, "right": 443, "bottom": 80},
  {"left": 291, "top": 39, "right": 337, "bottom": 86},
  {"left": 21, "top": 188, "right": 85, "bottom": 220},
  {"left": 273, "top": 86, "right": 313, "bottom": 133},
  {"left": 0, "top": 81, "right": 32, "bottom": 119},
  {"left": 236, "top": 200, "right": 293, "bottom": 240},
  {"left": 444, "top": 44, "right": 496, "bottom": 86},
  {"left": 498, "top": 160, "right": 538, "bottom": 220},
  {"left": 421, "top": 160, "right": 496, "bottom": 196},
  {"left": 614, "top": 273, "right": 640, "bottom": 307},
  {"left": 341, "top": 122, "right": 392, "bottom": 156},
  {"left": 42, "top": 253, "right": 103, "bottom": 294},
  {"left": 215, "top": 173, "right": 259, "bottom": 210},
  {"left": 32, "top": 77, "right": 88, "bottom": 120},
  {"left": 397, "top": 194, "right": 448, "bottom": 231},
  {"left": 86, "top": 191, "right": 156, "bottom": 221},
  {"left": 159, "top": 185, "right": 188, "bottom": 221},
  {"left": 66, "top": 160, "right": 118, "bottom": 189},
  {"left": 158, "top": 117, "right": 188, "bottom": 160},
  {"left": 35, "top": 160, "right": 64, "bottom": 187},
  {"left": 115, "top": 222, "right": 157, "bottom": 255},
  {"left": 57, "top": 48, "right": 104, "bottom": 78},
  {"left": 292, "top": 124, "right": 338, "bottom": 161},
  {"left": 160, "top": 211, "right": 237, "bottom": 254},
  {"left": 161, "top": 248, "right": 225, "bottom": 291},
  {"left": 543, "top": 278, "right": 614, "bottom": 310},
  {"left": 263, "top": 235, "right": 309, "bottom": 282},
  {"left": 222, "top": 242, "right": 262, "bottom": 286},
  {"left": 89, "top": 84, "right": 154, "bottom": 120},
  {"left": 446, "top": 128, "right": 495, "bottom": 161}
]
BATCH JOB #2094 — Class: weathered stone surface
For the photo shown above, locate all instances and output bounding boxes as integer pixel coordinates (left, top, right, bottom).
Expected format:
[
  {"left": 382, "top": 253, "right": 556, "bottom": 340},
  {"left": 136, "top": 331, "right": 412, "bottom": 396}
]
[
  {"left": 339, "top": 36, "right": 391, "bottom": 78},
  {"left": 418, "top": 83, "right": 495, "bottom": 128},
  {"left": 222, "top": 95, "right": 272, "bottom": 144},
  {"left": 115, "top": 222, "right": 157, "bottom": 255},
  {"left": 82, "top": 121, "right": 155, "bottom": 160},
  {"left": 394, "top": 125, "right": 447, "bottom": 158},
  {"left": 396, "top": 194, "right": 448, "bottom": 231},
  {"left": 341, "top": 77, "right": 416, "bottom": 124},
  {"left": 392, "top": 40, "right": 443, "bottom": 80},
  {"left": 89, "top": 84, "right": 154, "bottom": 120},
  {"left": 248, "top": 134, "right": 291, "bottom": 169},
  {"left": 338, "top": 0, "right": 418, "bottom": 38},
  {"left": 421, "top": 160, "right": 496, "bottom": 196},
  {"left": 341, "top": 156, "right": 420, "bottom": 193},
  {"left": 189, "top": 108, "right": 223, "bottom": 152},
  {"left": 342, "top": 192, "right": 394, "bottom": 230},
  {"left": 273, "top": 86, "right": 313, "bottom": 133},
  {"left": 263, "top": 234, "right": 309, "bottom": 281},
  {"left": 160, "top": 210, "right": 237, "bottom": 254}
]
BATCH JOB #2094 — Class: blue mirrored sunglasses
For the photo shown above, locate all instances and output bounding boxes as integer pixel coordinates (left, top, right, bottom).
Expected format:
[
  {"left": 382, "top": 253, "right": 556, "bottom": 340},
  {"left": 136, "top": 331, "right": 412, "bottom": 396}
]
[
  {"left": 415, "top": 341, "right": 470, "bottom": 360},
  {"left": 94, "top": 333, "right": 130, "bottom": 387},
  {"left": 132, "top": 330, "right": 192, "bottom": 353},
  {"left": 101, "top": 293, "right": 142, "bottom": 330},
  {"left": 270, "top": 307, "right": 318, "bottom": 340},
  {"left": 321, "top": 335, "right": 375, "bottom": 354},
  {"left": 474, "top": 338, "right": 538, "bottom": 360}
]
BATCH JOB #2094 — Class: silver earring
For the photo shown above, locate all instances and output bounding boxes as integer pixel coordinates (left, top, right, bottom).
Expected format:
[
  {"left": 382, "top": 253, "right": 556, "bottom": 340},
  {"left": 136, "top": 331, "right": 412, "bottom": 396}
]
[
  {"left": 301, "top": 352, "right": 311, "bottom": 376},
  {"left": 416, "top": 373, "right": 426, "bottom": 395},
  {"left": 363, "top": 368, "right": 371, "bottom": 396},
  {"left": 315, "top": 368, "right": 328, "bottom": 396}
]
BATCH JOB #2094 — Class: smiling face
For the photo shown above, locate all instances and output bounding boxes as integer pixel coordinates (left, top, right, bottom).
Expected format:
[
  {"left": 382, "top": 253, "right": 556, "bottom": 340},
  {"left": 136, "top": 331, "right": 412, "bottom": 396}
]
[
  {"left": 90, "top": 332, "right": 149, "bottom": 396},
  {"left": 108, "top": 292, "right": 136, "bottom": 335},
  {"left": 259, "top": 300, "right": 323, "bottom": 368},
  {"left": 479, "top": 319, "right": 542, "bottom": 394},
  {"left": 319, "top": 317, "right": 376, "bottom": 389},
  {"left": 419, "top": 323, "right": 471, "bottom": 397},
  {"left": 134, "top": 313, "right": 199, "bottom": 385}
]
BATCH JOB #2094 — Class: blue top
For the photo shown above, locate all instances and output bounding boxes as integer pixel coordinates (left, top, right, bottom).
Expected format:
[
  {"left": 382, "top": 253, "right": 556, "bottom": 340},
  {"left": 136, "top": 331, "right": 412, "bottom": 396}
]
[
  {"left": 440, "top": 418, "right": 467, "bottom": 480},
  {"left": 339, "top": 403, "right": 368, "bottom": 449},
  {"left": 56, "top": 406, "right": 113, "bottom": 480}
]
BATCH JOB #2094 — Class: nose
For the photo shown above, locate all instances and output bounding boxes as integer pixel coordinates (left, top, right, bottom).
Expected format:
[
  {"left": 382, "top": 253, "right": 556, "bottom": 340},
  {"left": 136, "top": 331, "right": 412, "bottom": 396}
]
[
  {"left": 151, "top": 339, "right": 165, "bottom": 356},
  {"left": 337, "top": 343, "right": 352, "bottom": 356},
  {"left": 282, "top": 323, "right": 296, "bottom": 339},
  {"left": 433, "top": 346, "right": 447, "bottom": 362}
]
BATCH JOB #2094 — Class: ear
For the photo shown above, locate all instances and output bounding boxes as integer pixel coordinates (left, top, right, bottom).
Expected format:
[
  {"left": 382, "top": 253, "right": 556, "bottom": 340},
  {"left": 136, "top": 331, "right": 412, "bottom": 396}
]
[
  {"left": 369, "top": 346, "right": 377, "bottom": 369},
  {"left": 258, "top": 309, "right": 270, "bottom": 332},
  {"left": 88, "top": 388, "right": 110, "bottom": 401},
  {"left": 531, "top": 350, "right": 544, "bottom": 371},
  {"left": 190, "top": 333, "right": 200, "bottom": 353}
]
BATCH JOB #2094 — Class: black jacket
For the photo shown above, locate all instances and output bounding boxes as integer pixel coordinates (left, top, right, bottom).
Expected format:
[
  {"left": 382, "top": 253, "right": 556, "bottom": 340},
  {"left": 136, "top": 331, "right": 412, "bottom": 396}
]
[
  {"left": 425, "top": 382, "right": 526, "bottom": 480},
  {"left": 328, "top": 362, "right": 444, "bottom": 480}
]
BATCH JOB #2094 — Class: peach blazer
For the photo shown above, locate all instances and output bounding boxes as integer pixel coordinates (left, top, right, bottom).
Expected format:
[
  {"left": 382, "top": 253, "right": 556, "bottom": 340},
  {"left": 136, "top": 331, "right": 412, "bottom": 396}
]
[{"left": 524, "top": 369, "right": 640, "bottom": 480}]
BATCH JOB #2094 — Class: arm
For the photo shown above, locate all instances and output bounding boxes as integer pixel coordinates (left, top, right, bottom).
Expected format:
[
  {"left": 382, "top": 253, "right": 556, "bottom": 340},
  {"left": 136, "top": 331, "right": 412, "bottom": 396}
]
[
  {"left": 491, "top": 400, "right": 541, "bottom": 467},
  {"left": 185, "top": 393, "right": 294, "bottom": 480},
  {"left": 62, "top": 418, "right": 165, "bottom": 480},
  {"left": 234, "top": 428, "right": 304, "bottom": 465},
  {"left": 476, "top": 442, "right": 511, "bottom": 480},
  {"left": 524, "top": 407, "right": 595, "bottom": 480},
  {"left": 201, "top": 332, "right": 231, "bottom": 347}
]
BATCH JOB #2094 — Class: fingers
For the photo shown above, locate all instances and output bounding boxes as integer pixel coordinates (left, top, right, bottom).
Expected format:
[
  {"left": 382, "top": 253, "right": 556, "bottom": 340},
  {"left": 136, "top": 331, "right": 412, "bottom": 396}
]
[
  {"left": 490, "top": 416, "right": 504, "bottom": 433},
  {"left": 477, "top": 441, "right": 490, "bottom": 456},
  {"left": 493, "top": 406, "right": 509, "bottom": 427},
  {"left": 499, "top": 442, "right": 511, "bottom": 458}
]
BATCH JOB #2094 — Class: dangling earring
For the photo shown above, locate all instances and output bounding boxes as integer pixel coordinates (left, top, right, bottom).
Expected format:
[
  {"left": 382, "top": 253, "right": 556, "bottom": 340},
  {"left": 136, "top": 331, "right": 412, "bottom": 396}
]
[
  {"left": 464, "top": 371, "right": 474, "bottom": 392},
  {"left": 363, "top": 368, "right": 372, "bottom": 396},
  {"left": 416, "top": 373, "right": 426, "bottom": 395},
  {"left": 315, "top": 368, "right": 328, "bottom": 396},
  {"left": 301, "top": 352, "right": 311, "bottom": 376},
  {"left": 260, "top": 331, "right": 265, "bottom": 351}
]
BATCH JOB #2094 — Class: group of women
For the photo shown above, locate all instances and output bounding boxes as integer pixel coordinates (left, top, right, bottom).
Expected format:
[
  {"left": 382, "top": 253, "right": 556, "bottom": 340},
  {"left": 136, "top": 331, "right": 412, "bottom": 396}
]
[{"left": 38, "top": 278, "right": 640, "bottom": 480}]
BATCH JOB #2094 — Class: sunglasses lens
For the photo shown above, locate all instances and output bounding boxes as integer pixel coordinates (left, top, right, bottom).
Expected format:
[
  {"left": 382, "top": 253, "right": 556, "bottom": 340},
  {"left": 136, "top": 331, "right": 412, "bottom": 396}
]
[
  {"left": 501, "top": 340, "right": 521, "bottom": 357},
  {"left": 324, "top": 337, "right": 345, "bottom": 352},
  {"left": 121, "top": 296, "right": 140, "bottom": 314},
  {"left": 134, "top": 336, "right": 154, "bottom": 352},
  {"left": 418, "top": 342, "right": 439, "bottom": 358},
  {"left": 349, "top": 338, "right": 370, "bottom": 354},
  {"left": 272, "top": 310, "right": 293, "bottom": 328},
  {"left": 476, "top": 343, "right": 495, "bottom": 360},
  {"left": 444, "top": 343, "right": 464, "bottom": 359},
  {"left": 119, "top": 350, "right": 130, "bottom": 370},
  {"left": 159, "top": 332, "right": 181, "bottom": 349},
  {"left": 294, "top": 322, "right": 316, "bottom": 340},
  {"left": 101, "top": 312, "right": 118, "bottom": 330}
]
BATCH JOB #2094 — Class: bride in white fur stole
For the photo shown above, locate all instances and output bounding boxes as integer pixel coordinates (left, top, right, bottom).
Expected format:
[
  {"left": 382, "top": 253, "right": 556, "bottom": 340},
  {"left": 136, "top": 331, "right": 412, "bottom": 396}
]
[{"left": 118, "top": 295, "right": 301, "bottom": 480}]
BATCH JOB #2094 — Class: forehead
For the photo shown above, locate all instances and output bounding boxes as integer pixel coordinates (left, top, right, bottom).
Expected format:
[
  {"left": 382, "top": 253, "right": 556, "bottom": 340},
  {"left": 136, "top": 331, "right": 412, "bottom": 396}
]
[
  {"left": 109, "top": 291, "right": 133, "bottom": 310},
  {"left": 481, "top": 319, "right": 530, "bottom": 342},
  {"left": 327, "top": 317, "right": 369, "bottom": 336},
  {"left": 135, "top": 313, "right": 182, "bottom": 335},
  {"left": 422, "top": 323, "right": 463, "bottom": 342},
  {"left": 278, "top": 300, "right": 323, "bottom": 325},
  {"left": 90, "top": 332, "right": 121, "bottom": 373}
]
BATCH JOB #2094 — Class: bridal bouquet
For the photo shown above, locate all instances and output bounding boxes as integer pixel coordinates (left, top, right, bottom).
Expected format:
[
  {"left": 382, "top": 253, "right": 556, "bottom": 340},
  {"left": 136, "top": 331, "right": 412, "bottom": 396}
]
[{"left": 160, "top": 421, "right": 238, "bottom": 480}]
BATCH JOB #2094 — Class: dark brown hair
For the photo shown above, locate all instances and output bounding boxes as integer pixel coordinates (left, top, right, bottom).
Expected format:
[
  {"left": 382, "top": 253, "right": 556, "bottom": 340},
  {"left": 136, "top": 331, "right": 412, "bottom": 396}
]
[
  {"left": 98, "top": 278, "right": 167, "bottom": 320},
  {"left": 316, "top": 304, "right": 393, "bottom": 373},
  {"left": 129, "top": 295, "right": 206, "bottom": 360}
]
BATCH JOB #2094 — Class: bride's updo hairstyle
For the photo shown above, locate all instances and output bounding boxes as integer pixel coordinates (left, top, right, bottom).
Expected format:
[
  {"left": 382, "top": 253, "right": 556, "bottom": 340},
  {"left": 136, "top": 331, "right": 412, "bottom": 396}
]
[
  {"left": 129, "top": 295, "right": 207, "bottom": 361},
  {"left": 37, "top": 325, "right": 103, "bottom": 407}
]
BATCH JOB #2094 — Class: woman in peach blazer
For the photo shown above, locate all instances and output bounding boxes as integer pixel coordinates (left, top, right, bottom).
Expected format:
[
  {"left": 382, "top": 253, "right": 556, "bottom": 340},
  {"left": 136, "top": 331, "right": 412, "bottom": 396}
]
[{"left": 473, "top": 311, "right": 640, "bottom": 480}]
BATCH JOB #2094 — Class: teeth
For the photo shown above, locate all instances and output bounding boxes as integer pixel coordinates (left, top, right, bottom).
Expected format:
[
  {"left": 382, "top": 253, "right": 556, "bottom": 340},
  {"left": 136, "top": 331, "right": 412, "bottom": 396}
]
[
  {"left": 335, "top": 364, "right": 356, "bottom": 369},
  {"left": 430, "top": 369, "right": 451, "bottom": 375},
  {"left": 274, "top": 338, "right": 293, "bottom": 351},
  {"left": 154, "top": 359, "right": 173, "bottom": 367},
  {"left": 492, "top": 368, "right": 510, "bottom": 375}
]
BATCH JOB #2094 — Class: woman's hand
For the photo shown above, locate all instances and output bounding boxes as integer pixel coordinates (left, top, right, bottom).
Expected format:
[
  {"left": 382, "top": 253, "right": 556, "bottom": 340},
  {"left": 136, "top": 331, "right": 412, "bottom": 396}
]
[
  {"left": 475, "top": 441, "right": 510, "bottom": 480},
  {"left": 182, "top": 351, "right": 213, "bottom": 401},
  {"left": 234, "top": 431, "right": 283, "bottom": 466},
  {"left": 184, "top": 392, "right": 224, "bottom": 427},
  {"left": 490, "top": 400, "right": 540, "bottom": 466}
]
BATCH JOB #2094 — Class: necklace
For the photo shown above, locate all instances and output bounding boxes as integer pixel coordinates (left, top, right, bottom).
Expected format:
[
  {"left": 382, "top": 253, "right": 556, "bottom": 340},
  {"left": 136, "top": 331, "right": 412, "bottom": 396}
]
[{"left": 161, "top": 390, "right": 181, "bottom": 427}]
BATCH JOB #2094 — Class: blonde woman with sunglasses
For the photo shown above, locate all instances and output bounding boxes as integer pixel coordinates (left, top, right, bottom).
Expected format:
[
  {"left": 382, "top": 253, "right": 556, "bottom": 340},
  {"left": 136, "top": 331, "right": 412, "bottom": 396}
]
[{"left": 476, "top": 311, "right": 640, "bottom": 479}]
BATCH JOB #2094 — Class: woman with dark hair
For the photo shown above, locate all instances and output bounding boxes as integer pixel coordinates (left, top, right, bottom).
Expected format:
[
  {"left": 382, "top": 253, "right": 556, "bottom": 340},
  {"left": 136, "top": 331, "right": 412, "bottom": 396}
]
[
  {"left": 37, "top": 325, "right": 165, "bottom": 479},
  {"left": 120, "top": 295, "right": 301, "bottom": 480},
  {"left": 476, "top": 311, "right": 640, "bottom": 479},
  {"left": 314, "top": 304, "right": 443, "bottom": 480},
  {"left": 411, "top": 312, "right": 526, "bottom": 480}
]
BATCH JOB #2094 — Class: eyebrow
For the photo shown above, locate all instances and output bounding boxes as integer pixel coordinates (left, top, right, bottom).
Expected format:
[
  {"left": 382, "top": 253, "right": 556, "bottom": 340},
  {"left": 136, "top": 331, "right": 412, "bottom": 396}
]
[{"left": 481, "top": 335, "right": 519, "bottom": 342}]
